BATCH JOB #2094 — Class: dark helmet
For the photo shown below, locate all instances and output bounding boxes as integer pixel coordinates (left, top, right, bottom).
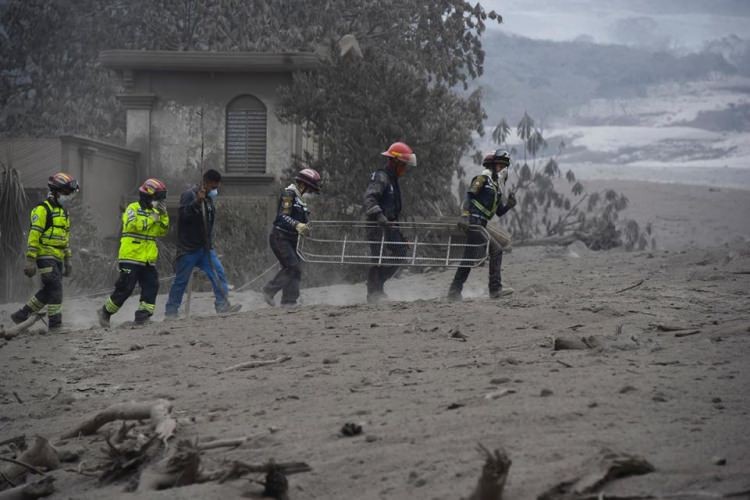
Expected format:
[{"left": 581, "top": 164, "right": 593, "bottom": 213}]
[
  {"left": 482, "top": 149, "right": 511, "bottom": 169},
  {"left": 295, "top": 168, "right": 321, "bottom": 192},
  {"left": 48, "top": 172, "right": 80, "bottom": 194},
  {"left": 139, "top": 178, "right": 168, "bottom": 200}
]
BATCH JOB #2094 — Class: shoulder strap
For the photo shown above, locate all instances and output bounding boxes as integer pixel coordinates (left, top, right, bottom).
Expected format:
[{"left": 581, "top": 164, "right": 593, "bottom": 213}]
[{"left": 39, "top": 201, "right": 53, "bottom": 232}]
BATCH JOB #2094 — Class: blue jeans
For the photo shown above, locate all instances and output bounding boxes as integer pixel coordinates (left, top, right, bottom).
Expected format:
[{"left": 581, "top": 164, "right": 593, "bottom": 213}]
[{"left": 165, "top": 249, "right": 230, "bottom": 315}]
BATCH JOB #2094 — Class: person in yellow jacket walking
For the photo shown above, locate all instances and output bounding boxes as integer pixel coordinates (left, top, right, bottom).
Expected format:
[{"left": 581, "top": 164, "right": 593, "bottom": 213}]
[
  {"left": 97, "top": 178, "right": 169, "bottom": 327},
  {"left": 11, "top": 172, "right": 79, "bottom": 332}
]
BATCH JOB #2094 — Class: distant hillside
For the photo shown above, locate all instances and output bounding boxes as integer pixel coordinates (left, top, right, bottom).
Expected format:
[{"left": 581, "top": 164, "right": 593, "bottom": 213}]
[{"left": 477, "top": 31, "right": 741, "bottom": 125}]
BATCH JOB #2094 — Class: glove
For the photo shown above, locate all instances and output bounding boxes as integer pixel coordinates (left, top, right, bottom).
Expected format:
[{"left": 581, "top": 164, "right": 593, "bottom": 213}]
[
  {"left": 506, "top": 192, "right": 517, "bottom": 209},
  {"left": 156, "top": 201, "right": 167, "bottom": 213},
  {"left": 23, "top": 258, "right": 36, "bottom": 278},
  {"left": 295, "top": 223, "right": 310, "bottom": 236},
  {"left": 63, "top": 258, "right": 72, "bottom": 277},
  {"left": 376, "top": 213, "right": 389, "bottom": 228},
  {"left": 457, "top": 215, "right": 470, "bottom": 232}
]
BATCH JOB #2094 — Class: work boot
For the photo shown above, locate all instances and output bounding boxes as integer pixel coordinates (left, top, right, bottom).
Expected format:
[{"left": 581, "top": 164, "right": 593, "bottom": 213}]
[
  {"left": 97, "top": 307, "right": 111, "bottom": 328},
  {"left": 366, "top": 291, "right": 388, "bottom": 304},
  {"left": 217, "top": 303, "right": 242, "bottom": 314},
  {"left": 447, "top": 290, "right": 462, "bottom": 302},
  {"left": 11, "top": 306, "right": 32, "bottom": 325},
  {"left": 262, "top": 289, "right": 276, "bottom": 307},
  {"left": 489, "top": 287, "right": 514, "bottom": 299},
  {"left": 134, "top": 309, "right": 151, "bottom": 325}
]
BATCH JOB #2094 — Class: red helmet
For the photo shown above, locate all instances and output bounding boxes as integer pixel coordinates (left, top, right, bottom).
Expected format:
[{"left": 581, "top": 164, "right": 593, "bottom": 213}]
[
  {"left": 381, "top": 142, "right": 417, "bottom": 168},
  {"left": 295, "top": 168, "right": 321, "bottom": 192},
  {"left": 48, "top": 172, "right": 79, "bottom": 194},
  {"left": 139, "top": 178, "right": 168, "bottom": 200}
]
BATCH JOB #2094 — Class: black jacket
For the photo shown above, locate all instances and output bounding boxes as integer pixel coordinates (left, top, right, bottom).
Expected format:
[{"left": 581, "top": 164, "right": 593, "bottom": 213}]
[
  {"left": 273, "top": 184, "right": 309, "bottom": 237},
  {"left": 177, "top": 186, "right": 215, "bottom": 252},
  {"left": 463, "top": 169, "right": 511, "bottom": 224},
  {"left": 363, "top": 167, "right": 401, "bottom": 221}
]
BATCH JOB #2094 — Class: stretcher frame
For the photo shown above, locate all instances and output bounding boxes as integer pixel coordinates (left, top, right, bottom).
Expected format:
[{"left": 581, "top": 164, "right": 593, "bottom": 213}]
[{"left": 296, "top": 220, "right": 491, "bottom": 267}]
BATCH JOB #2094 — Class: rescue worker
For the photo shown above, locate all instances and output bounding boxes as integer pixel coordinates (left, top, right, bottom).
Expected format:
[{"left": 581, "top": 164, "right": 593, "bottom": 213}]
[
  {"left": 97, "top": 178, "right": 169, "bottom": 327},
  {"left": 363, "top": 141, "right": 416, "bottom": 303},
  {"left": 165, "top": 169, "right": 241, "bottom": 318},
  {"left": 447, "top": 149, "right": 517, "bottom": 301},
  {"left": 262, "top": 168, "right": 322, "bottom": 307},
  {"left": 11, "top": 172, "right": 79, "bottom": 332}
]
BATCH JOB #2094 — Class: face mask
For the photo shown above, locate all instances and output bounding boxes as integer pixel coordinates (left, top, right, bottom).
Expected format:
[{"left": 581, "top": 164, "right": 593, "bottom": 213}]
[
  {"left": 58, "top": 194, "right": 73, "bottom": 206},
  {"left": 499, "top": 169, "right": 509, "bottom": 185},
  {"left": 151, "top": 200, "right": 159, "bottom": 208},
  {"left": 207, "top": 189, "right": 218, "bottom": 199}
]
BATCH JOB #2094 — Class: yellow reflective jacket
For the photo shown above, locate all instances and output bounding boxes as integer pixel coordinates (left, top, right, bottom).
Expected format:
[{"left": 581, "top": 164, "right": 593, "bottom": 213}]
[
  {"left": 26, "top": 199, "right": 71, "bottom": 262},
  {"left": 118, "top": 201, "right": 169, "bottom": 265}
]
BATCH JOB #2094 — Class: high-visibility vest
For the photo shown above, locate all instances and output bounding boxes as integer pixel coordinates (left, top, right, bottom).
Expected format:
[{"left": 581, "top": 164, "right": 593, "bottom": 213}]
[{"left": 117, "top": 201, "right": 169, "bottom": 265}]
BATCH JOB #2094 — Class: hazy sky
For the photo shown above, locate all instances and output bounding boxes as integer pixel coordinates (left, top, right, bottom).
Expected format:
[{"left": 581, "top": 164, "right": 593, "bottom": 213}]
[{"left": 482, "top": 0, "right": 750, "bottom": 50}]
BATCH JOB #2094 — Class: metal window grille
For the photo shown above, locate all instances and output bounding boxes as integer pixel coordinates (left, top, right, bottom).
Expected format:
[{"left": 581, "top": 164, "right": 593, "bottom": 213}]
[{"left": 225, "top": 95, "right": 267, "bottom": 174}]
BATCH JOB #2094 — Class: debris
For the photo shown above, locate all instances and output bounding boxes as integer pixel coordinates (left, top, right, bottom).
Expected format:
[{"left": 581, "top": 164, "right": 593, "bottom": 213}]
[
  {"left": 137, "top": 440, "right": 200, "bottom": 491},
  {"left": 674, "top": 330, "right": 701, "bottom": 338},
  {"left": 467, "top": 444, "right": 511, "bottom": 500},
  {"left": 447, "top": 402, "right": 465, "bottom": 410},
  {"left": 552, "top": 336, "right": 599, "bottom": 351},
  {"left": 129, "top": 344, "right": 144, "bottom": 351},
  {"left": 489, "top": 377, "right": 511, "bottom": 385},
  {"left": 262, "top": 462, "right": 289, "bottom": 500},
  {"left": 555, "top": 359, "right": 573, "bottom": 368},
  {"left": 0, "top": 436, "right": 25, "bottom": 450},
  {"left": 450, "top": 328, "right": 468, "bottom": 342},
  {"left": 711, "top": 456, "right": 727, "bottom": 466},
  {"left": 619, "top": 385, "right": 638, "bottom": 394},
  {"left": 219, "top": 355, "right": 291, "bottom": 373},
  {"left": 654, "top": 323, "right": 690, "bottom": 332},
  {"left": 60, "top": 399, "right": 176, "bottom": 442},
  {"left": 484, "top": 389, "right": 516, "bottom": 400},
  {"left": 0, "top": 436, "right": 58, "bottom": 486},
  {"left": 540, "top": 389, "right": 554, "bottom": 397},
  {"left": 11, "top": 392, "right": 23, "bottom": 404},
  {"left": 537, "top": 448, "right": 654, "bottom": 500},
  {"left": 0, "top": 474, "right": 55, "bottom": 500},
  {"left": 340, "top": 422, "right": 363, "bottom": 437},
  {"left": 615, "top": 279, "right": 645, "bottom": 294}
]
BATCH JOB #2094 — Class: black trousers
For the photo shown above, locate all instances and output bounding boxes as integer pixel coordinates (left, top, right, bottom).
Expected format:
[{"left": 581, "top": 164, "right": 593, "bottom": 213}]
[
  {"left": 449, "top": 225, "right": 503, "bottom": 294},
  {"left": 366, "top": 225, "right": 407, "bottom": 296},
  {"left": 30, "top": 258, "right": 64, "bottom": 327},
  {"left": 264, "top": 229, "right": 302, "bottom": 305},
  {"left": 105, "top": 263, "right": 159, "bottom": 322}
]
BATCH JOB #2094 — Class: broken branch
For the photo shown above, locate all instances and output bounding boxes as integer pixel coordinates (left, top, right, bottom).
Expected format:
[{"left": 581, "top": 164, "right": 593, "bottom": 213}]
[
  {"left": 0, "top": 475, "right": 54, "bottom": 500},
  {"left": 220, "top": 355, "right": 291, "bottom": 373},
  {"left": 616, "top": 280, "right": 645, "bottom": 294},
  {"left": 60, "top": 400, "right": 175, "bottom": 441}
]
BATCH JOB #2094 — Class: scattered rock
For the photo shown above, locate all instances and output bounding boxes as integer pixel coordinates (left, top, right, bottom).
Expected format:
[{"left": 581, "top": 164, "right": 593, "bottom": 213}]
[
  {"left": 553, "top": 335, "right": 599, "bottom": 351},
  {"left": 157, "top": 330, "right": 171, "bottom": 335},
  {"left": 365, "top": 435, "right": 378, "bottom": 443},
  {"left": 449, "top": 327, "right": 467, "bottom": 342},
  {"left": 447, "top": 402, "right": 464, "bottom": 410},
  {"left": 711, "top": 456, "right": 727, "bottom": 466},
  {"left": 340, "top": 422, "right": 363, "bottom": 437},
  {"left": 652, "top": 392, "right": 669, "bottom": 402},
  {"left": 129, "top": 344, "right": 144, "bottom": 351},
  {"left": 322, "top": 357, "right": 339, "bottom": 365},
  {"left": 619, "top": 385, "right": 638, "bottom": 394},
  {"left": 540, "top": 389, "right": 553, "bottom": 397}
]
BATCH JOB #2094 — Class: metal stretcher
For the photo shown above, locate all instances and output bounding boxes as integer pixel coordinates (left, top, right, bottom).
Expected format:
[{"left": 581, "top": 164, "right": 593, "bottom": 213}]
[{"left": 296, "top": 220, "right": 491, "bottom": 267}]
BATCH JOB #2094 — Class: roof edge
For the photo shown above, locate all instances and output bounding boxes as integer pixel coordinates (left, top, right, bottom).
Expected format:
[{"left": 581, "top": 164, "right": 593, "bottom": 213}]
[{"left": 100, "top": 50, "right": 321, "bottom": 73}]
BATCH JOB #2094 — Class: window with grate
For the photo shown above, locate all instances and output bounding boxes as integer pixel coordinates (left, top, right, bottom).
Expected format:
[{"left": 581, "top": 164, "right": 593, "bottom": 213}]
[{"left": 225, "top": 95, "right": 267, "bottom": 174}]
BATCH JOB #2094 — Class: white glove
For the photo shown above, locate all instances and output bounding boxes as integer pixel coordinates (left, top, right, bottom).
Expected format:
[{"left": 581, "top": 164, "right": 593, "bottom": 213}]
[{"left": 295, "top": 223, "right": 310, "bottom": 235}]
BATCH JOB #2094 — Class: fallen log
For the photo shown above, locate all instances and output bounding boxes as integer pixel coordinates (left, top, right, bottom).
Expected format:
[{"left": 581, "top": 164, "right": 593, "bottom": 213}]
[
  {"left": 60, "top": 400, "right": 175, "bottom": 442},
  {"left": 0, "top": 475, "right": 54, "bottom": 500},
  {"left": 537, "top": 448, "right": 654, "bottom": 500},
  {"left": 467, "top": 444, "right": 512, "bottom": 500},
  {"left": 0, "top": 314, "right": 46, "bottom": 340}
]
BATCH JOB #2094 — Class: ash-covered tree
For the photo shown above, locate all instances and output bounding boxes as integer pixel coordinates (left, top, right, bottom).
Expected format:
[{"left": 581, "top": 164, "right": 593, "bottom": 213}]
[
  {"left": 2, "top": 0, "right": 500, "bottom": 218},
  {"left": 493, "top": 114, "right": 654, "bottom": 251}
]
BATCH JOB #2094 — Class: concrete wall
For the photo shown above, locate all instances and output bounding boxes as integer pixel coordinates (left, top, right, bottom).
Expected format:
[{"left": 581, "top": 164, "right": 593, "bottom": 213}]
[
  {"left": 127, "top": 71, "right": 296, "bottom": 197},
  {"left": 0, "top": 136, "right": 139, "bottom": 237}
]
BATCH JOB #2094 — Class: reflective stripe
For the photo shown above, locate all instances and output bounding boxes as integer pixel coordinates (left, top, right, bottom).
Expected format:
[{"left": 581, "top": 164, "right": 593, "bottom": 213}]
[
  {"left": 30, "top": 226, "right": 44, "bottom": 232},
  {"left": 471, "top": 199, "right": 494, "bottom": 219},
  {"left": 28, "top": 296, "right": 45, "bottom": 312},
  {"left": 138, "top": 301, "right": 155, "bottom": 313},
  {"left": 105, "top": 297, "right": 120, "bottom": 314},
  {"left": 122, "top": 232, "right": 157, "bottom": 241},
  {"left": 118, "top": 259, "right": 148, "bottom": 266},
  {"left": 39, "top": 266, "right": 54, "bottom": 274},
  {"left": 48, "top": 303, "right": 62, "bottom": 315}
]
